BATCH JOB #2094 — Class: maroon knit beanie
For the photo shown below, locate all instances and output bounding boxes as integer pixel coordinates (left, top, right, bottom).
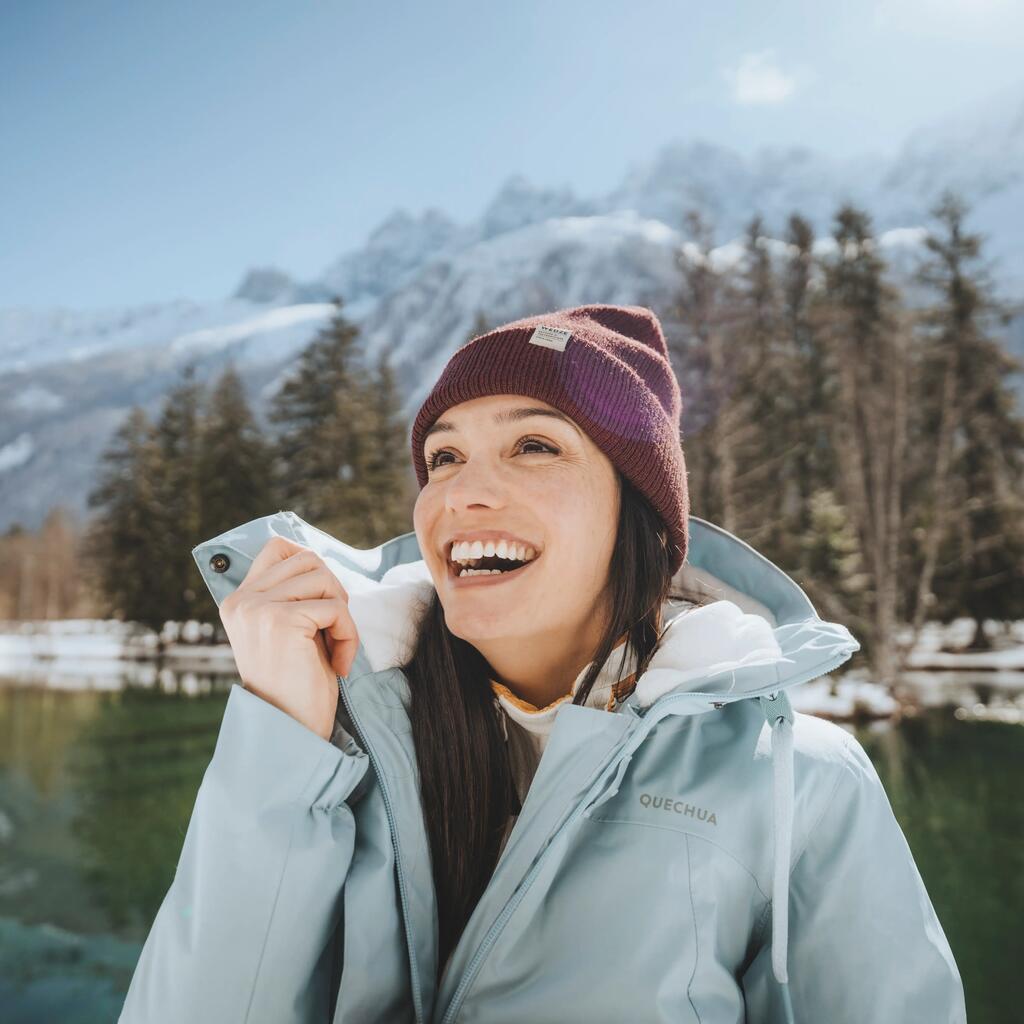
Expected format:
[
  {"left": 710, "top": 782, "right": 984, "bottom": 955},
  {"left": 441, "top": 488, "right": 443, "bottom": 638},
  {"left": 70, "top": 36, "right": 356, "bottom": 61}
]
[{"left": 409, "top": 303, "right": 689, "bottom": 576}]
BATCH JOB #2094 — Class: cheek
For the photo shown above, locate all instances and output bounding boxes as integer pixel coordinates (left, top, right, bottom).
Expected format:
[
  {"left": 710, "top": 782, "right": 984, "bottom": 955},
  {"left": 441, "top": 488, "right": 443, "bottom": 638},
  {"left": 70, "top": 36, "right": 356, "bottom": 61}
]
[
  {"left": 412, "top": 490, "right": 440, "bottom": 555},
  {"left": 556, "top": 534, "right": 613, "bottom": 588},
  {"left": 541, "top": 490, "right": 615, "bottom": 572},
  {"left": 413, "top": 485, "right": 439, "bottom": 522},
  {"left": 542, "top": 476, "right": 615, "bottom": 536},
  {"left": 527, "top": 472, "right": 589, "bottom": 514}
]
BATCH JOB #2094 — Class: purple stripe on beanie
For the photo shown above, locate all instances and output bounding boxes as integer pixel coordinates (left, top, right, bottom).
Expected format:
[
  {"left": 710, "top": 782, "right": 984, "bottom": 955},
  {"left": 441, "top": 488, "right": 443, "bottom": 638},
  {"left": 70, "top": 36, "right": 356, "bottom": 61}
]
[{"left": 410, "top": 304, "right": 689, "bottom": 575}]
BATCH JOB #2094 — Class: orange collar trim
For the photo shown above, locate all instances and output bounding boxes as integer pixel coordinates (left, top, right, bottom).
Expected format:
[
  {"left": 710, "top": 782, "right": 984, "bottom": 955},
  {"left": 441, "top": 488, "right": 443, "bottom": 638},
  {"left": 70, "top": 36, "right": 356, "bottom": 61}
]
[
  {"left": 489, "top": 679, "right": 571, "bottom": 715},
  {"left": 490, "top": 671, "right": 638, "bottom": 715}
]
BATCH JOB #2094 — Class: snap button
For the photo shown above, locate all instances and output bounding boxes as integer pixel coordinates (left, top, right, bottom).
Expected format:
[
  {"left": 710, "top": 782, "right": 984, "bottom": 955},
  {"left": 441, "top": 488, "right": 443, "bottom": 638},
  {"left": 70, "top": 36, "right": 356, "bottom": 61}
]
[{"left": 209, "top": 553, "right": 230, "bottom": 574}]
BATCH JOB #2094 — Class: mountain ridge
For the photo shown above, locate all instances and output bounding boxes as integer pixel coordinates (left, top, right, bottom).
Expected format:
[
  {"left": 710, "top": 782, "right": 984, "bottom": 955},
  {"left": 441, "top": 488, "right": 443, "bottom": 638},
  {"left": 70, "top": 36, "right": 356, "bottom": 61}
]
[{"left": 2, "top": 91, "right": 1023, "bottom": 532}]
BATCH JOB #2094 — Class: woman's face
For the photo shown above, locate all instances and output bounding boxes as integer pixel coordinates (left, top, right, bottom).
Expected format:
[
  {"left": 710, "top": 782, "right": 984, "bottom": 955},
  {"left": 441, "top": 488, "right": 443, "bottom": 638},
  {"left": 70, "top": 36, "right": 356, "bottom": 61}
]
[{"left": 413, "top": 394, "right": 620, "bottom": 684}]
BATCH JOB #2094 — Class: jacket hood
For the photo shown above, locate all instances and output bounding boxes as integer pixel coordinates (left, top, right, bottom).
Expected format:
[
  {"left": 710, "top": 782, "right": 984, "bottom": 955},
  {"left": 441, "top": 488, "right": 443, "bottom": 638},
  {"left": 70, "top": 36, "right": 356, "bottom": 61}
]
[{"left": 192, "top": 508, "right": 860, "bottom": 1020}]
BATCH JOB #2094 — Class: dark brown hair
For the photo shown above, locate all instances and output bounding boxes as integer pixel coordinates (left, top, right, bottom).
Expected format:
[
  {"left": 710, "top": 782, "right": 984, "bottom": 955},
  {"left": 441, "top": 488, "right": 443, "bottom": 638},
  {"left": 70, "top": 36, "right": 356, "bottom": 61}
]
[{"left": 400, "top": 471, "right": 704, "bottom": 976}]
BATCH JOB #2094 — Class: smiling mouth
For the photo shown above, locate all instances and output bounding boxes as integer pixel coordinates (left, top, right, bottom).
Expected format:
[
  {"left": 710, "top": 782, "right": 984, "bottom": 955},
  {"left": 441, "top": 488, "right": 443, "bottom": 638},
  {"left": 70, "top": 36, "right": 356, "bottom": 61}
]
[{"left": 448, "top": 551, "right": 541, "bottom": 580}]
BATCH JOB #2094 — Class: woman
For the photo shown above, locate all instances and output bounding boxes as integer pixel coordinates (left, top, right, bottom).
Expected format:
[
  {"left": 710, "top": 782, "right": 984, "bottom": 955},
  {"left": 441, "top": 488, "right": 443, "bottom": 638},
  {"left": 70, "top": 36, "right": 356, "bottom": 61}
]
[{"left": 119, "top": 304, "right": 966, "bottom": 1023}]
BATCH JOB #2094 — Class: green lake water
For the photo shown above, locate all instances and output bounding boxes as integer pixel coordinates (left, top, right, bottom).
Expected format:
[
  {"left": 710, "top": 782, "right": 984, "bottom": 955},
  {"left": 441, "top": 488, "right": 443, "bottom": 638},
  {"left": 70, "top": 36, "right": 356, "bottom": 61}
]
[{"left": 0, "top": 672, "right": 1020, "bottom": 1023}]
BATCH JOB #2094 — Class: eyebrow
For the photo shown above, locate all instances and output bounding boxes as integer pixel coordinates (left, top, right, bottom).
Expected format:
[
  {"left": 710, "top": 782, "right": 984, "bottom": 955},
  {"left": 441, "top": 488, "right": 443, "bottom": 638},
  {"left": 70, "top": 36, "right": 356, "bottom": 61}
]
[{"left": 423, "top": 406, "right": 582, "bottom": 443}]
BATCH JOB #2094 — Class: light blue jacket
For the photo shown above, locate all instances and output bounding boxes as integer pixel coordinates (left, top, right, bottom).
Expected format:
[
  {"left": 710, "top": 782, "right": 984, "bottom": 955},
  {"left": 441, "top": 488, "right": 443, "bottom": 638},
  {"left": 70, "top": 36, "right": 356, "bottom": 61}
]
[{"left": 118, "top": 510, "right": 967, "bottom": 1023}]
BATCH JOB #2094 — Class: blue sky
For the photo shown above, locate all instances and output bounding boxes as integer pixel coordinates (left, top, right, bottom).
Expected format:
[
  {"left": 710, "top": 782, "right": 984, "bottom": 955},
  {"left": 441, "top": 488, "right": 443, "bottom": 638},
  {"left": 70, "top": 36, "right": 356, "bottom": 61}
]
[{"left": 2, "top": 0, "right": 1022, "bottom": 310}]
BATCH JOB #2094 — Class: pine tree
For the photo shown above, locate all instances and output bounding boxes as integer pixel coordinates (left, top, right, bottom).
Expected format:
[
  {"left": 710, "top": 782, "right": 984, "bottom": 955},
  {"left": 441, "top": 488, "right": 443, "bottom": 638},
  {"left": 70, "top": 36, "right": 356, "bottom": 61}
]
[
  {"left": 953, "top": 369, "right": 1024, "bottom": 645},
  {"left": 268, "top": 296, "right": 364, "bottom": 520},
  {"left": 150, "top": 363, "right": 206, "bottom": 625},
  {"left": 821, "top": 203, "right": 910, "bottom": 684},
  {"left": 953, "top": 368, "right": 1024, "bottom": 646},
  {"left": 904, "top": 190, "right": 1024, "bottom": 648},
  {"left": 198, "top": 362, "right": 275, "bottom": 535},
  {"left": 195, "top": 362, "right": 276, "bottom": 620},
  {"left": 360, "top": 348, "right": 415, "bottom": 544},
  {"left": 671, "top": 207, "right": 747, "bottom": 529},
  {"left": 83, "top": 407, "right": 168, "bottom": 631},
  {"left": 727, "top": 213, "right": 804, "bottom": 558},
  {"left": 782, "top": 214, "right": 836, "bottom": 525},
  {"left": 268, "top": 299, "right": 384, "bottom": 541}
]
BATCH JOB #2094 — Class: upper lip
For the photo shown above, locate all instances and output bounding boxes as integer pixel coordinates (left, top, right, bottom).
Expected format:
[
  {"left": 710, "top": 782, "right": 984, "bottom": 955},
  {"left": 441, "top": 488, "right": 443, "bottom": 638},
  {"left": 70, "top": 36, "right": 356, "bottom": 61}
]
[{"left": 445, "top": 530, "right": 541, "bottom": 559}]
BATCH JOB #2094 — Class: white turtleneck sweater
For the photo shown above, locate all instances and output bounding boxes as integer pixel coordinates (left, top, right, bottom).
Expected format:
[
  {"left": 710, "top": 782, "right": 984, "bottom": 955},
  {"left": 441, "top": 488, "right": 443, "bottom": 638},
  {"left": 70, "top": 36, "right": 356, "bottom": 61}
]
[{"left": 489, "top": 641, "right": 640, "bottom": 859}]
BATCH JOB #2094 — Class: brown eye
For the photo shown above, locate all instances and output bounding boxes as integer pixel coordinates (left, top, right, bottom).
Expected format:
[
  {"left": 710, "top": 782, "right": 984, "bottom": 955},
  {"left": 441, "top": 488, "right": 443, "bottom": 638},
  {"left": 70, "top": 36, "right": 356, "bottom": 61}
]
[
  {"left": 425, "top": 436, "right": 557, "bottom": 472},
  {"left": 519, "top": 438, "right": 554, "bottom": 454},
  {"left": 426, "top": 449, "right": 455, "bottom": 471}
]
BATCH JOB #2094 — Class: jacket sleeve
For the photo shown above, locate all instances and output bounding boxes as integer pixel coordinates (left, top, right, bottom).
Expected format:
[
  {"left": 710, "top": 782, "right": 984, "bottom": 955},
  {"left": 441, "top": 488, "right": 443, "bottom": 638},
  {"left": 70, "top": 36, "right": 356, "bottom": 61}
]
[
  {"left": 118, "top": 682, "right": 370, "bottom": 1024},
  {"left": 741, "top": 729, "right": 967, "bottom": 1024}
]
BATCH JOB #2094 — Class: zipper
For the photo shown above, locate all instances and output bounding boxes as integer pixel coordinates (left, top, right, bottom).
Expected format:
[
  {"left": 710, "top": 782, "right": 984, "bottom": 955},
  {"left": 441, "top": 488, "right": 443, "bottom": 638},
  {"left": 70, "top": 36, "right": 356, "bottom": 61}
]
[
  {"left": 438, "top": 720, "right": 642, "bottom": 1023},
  {"left": 437, "top": 645, "right": 856, "bottom": 1022},
  {"left": 336, "top": 674, "right": 426, "bottom": 1024}
]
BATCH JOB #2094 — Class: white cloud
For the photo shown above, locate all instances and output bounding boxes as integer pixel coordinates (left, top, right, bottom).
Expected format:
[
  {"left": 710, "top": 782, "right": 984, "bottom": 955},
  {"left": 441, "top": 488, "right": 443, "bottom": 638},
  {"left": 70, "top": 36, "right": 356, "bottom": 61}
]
[{"left": 725, "top": 50, "right": 799, "bottom": 105}]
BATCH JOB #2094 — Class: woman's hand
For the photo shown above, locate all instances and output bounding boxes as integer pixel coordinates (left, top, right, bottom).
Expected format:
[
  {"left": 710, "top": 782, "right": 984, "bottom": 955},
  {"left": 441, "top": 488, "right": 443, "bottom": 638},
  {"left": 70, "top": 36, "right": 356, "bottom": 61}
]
[{"left": 218, "top": 535, "right": 360, "bottom": 741}]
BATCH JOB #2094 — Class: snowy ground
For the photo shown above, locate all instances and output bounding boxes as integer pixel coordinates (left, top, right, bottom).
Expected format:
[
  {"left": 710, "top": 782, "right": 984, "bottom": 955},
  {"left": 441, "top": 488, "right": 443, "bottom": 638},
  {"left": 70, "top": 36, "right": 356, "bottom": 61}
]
[{"left": 0, "top": 616, "right": 1022, "bottom": 723}]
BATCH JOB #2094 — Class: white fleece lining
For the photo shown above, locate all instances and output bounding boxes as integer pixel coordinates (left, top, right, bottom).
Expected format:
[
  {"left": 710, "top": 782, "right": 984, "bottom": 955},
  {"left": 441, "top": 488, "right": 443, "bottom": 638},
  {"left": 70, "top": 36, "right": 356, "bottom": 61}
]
[{"left": 633, "top": 599, "right": 784, "bottom": 707}]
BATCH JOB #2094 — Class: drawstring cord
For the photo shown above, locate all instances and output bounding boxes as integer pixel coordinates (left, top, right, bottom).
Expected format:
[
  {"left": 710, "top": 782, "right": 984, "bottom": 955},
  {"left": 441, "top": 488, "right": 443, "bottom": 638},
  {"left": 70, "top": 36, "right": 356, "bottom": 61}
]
[{"left": 761, "top": 690, "right": 796, "bottom": 1024}]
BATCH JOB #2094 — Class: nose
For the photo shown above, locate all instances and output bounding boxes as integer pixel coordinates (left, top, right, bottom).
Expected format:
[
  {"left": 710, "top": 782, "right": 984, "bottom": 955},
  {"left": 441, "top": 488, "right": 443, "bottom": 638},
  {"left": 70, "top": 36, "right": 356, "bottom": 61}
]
[{"left": 443, "top": 456, "right": 508, "bottom": 514}]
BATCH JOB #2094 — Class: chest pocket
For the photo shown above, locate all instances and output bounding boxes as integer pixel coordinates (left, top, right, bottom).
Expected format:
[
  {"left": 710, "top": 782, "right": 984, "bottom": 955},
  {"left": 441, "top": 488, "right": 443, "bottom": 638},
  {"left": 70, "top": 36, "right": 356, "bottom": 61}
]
[
  {"left": 582, "top": 766, "right": 770, "bottom": 923},
  {"left": 459, "top": 814, "right": 707, "bottom": 1023},
  {"left": 580, "top": 715, "right": 766, "bottom": 880},
  {"left": 578, "top": 800, "right": 770, "bottom": 1020}
]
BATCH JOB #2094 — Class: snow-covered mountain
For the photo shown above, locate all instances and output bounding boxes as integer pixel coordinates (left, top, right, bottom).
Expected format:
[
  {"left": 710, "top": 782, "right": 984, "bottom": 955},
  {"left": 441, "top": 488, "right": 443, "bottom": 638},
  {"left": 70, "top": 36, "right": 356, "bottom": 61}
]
[{"left": 2, "top": 89, "right": 1023, "bottom": 532}]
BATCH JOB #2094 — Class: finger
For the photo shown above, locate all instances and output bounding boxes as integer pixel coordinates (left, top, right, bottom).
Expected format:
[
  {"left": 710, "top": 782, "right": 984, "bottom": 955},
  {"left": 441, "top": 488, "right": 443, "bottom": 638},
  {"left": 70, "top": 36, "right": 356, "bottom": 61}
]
[
  {"left": 246, "top": 547, "right": 323, "bottom": 594},
  {"left": 261, "top": 566, "right": 350, "bottom": 604},
  {"left": 246, "top": 545, "right": 351, "bottom": 602},
  {"left": 281, "top": 597, "right": 357, "bottom": 639},
  {"left": 286, "top": 600, "right": 360, "bottom": 676},
  {"left": 241, "top": 536, "right": 311, "bottom": 588}
]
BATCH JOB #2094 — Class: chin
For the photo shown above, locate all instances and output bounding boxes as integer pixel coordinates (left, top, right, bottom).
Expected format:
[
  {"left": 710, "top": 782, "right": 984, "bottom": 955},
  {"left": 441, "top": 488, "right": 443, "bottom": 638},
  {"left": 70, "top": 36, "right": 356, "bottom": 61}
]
[{"left": 444, "top": 610, "right": 527, "bottom": 642}]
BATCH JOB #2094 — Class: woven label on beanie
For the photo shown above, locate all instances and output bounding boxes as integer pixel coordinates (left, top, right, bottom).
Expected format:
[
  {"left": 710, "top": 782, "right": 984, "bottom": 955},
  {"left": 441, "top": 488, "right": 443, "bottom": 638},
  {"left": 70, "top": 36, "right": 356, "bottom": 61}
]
[{"left": 528, "top": 325, "right": 572, "bottom": 351}]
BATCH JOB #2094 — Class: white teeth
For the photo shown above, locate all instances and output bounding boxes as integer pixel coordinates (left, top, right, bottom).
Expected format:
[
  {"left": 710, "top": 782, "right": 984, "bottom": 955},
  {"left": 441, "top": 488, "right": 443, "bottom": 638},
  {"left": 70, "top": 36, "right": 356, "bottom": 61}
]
[
  {"left": 450, "top": 538, "right": 540, "bottom": 565},
  {"left": 458, "top": 563, "right": 533, "bottom": 577}
]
